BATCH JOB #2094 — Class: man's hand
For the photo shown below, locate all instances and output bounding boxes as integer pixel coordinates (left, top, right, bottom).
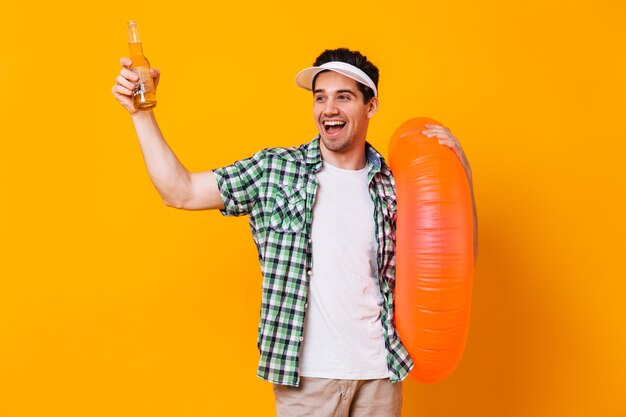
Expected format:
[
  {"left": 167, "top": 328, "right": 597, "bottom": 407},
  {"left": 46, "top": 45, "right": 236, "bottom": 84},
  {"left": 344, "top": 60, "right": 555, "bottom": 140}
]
[
  {"left": 422, "top": 124, "right": 472, "bottom": 180},
  {"left": 111, "top": 57, "right": 161, "bottom": 114}
]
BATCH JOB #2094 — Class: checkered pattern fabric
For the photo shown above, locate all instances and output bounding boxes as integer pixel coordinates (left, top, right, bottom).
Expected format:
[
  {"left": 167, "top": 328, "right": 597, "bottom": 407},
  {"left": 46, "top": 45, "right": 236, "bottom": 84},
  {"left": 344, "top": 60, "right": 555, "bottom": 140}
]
[{"left": 213, "top": 137, "right": 414, "bottom": 387}]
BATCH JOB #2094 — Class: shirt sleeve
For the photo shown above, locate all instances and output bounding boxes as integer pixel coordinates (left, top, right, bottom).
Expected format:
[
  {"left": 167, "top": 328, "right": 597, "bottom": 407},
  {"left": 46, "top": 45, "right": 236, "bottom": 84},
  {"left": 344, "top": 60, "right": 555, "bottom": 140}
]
[{"left": 212, "top": 150, "right": 266, "bottom": 217}]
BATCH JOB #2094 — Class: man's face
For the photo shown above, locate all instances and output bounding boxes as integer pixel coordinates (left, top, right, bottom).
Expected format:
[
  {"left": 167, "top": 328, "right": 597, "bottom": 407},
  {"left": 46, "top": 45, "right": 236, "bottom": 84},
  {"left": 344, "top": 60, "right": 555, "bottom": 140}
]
[{"left": 313, "top": 71, "right": 378, "bottom": 155}]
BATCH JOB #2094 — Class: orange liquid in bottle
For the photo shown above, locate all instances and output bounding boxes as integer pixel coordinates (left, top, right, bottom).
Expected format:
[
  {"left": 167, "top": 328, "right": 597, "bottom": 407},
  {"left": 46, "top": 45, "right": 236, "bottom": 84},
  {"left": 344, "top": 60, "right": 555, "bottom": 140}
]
[{"left": 127, "top": 21, "right": 156, "bottom": 110}]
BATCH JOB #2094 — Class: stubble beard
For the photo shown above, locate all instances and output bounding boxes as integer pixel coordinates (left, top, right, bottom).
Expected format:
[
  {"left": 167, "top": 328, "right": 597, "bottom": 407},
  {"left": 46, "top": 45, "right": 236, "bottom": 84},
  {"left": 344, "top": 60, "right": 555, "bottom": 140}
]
[{"left": 321, "top": 133, "right": 351, "bottom": 154}]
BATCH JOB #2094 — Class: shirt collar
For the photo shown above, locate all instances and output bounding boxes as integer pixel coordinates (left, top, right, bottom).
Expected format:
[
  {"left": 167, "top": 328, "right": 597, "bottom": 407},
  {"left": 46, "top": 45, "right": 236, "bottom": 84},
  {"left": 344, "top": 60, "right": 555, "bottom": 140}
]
[
  {"left": 306, "top": 135, "right": 392, "bottom": 177},
  {"left": 305, "top": 136, "right": 323, "bottom": 171}
]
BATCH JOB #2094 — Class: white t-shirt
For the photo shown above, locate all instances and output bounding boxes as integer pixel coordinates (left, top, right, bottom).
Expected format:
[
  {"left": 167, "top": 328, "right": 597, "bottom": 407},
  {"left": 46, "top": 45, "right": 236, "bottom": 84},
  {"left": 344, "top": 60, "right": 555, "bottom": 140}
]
[{"left": 299, "top": 160, "right": 389, "bottom": 379}]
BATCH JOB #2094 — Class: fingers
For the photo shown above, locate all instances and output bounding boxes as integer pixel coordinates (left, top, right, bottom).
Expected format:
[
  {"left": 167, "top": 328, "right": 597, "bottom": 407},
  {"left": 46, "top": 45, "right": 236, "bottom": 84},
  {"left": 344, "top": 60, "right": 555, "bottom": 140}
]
[
  {"left": 423, "top": 129, "right": 453, "bottom": 140},
  {"left": 120, "top": 67, "right": 138, "bottom": 81},
  {"left": 437, "top": 138, "right": 459, "bottom": 150},
  {"left": 423, "top": 124, "right": 450, "bottom": 135},
  {"left": 118, "top": 58, "right": 137, "bottom": 84},
  {"left": 113, "top": 66, "right": 137, "bottom": 101},
  {"left": 423, "top": 124, "right": 452, "bottom": 139},
  {"left": 119, "top": 57, "right": 160, "bottom": 89},
  {"left": 150, "top": 68, "right": 160, "bottom": 88},
  {"left": 116, "top": 73, "right": 136, "bottom": 91},
  {"left": 422, "top": 124, "right": 462, "bottom": 153},
  {"left": 113, "top": 58, "right": 141, "bottom": 113},
  {"left": 114, "top": 68, "right": 138, "bottom": 100},
  {"left": 111, "top": 83, "right": 134, "bottom": 97},
  {"left": 120, "top": 56, "right": 132, "bottom": 68}
]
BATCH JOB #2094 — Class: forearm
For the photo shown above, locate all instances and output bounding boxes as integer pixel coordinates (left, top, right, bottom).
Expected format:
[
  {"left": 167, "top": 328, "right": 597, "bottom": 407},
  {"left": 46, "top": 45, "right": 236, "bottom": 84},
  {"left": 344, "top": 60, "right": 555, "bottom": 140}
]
[{"left": 130, "top": 110, "right": 192, "bottom": 206}]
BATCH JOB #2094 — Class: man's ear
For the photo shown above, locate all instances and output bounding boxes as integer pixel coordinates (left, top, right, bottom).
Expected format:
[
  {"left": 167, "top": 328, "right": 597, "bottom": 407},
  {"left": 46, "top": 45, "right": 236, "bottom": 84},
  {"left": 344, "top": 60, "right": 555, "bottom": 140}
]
[{"left": 367, "top": 97, "right": 379, "bottom": 119}]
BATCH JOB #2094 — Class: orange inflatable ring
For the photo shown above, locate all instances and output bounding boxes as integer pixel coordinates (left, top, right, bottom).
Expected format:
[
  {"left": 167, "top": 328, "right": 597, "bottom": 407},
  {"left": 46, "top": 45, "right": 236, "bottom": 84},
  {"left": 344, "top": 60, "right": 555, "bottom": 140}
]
[{"left": 389, "top": 117, "right": 474, "bottom": 383}]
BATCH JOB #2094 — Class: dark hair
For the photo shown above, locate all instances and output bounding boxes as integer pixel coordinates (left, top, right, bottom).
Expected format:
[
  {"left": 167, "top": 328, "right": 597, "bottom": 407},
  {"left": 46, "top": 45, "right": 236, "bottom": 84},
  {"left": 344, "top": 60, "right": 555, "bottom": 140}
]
[{"left": 311, "top": 48, "right": 379, "bottom": 104}]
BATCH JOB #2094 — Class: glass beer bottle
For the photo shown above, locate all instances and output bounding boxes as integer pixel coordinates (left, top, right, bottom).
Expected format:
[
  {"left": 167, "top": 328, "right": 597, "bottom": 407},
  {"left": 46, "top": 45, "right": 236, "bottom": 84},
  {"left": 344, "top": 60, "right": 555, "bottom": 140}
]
[{"left": 127, "top": 20, "right": 156, "bottom": 110}]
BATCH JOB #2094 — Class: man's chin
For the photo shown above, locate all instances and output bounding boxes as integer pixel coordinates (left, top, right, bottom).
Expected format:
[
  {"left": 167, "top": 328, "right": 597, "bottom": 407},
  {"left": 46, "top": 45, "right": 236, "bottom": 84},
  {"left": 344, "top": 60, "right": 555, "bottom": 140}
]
[
  {"left": 320, "top": 135, "right": 348, "bottom": 153},
  {"left": 320, "top": 133, "right": 348, "bottom": 152}
]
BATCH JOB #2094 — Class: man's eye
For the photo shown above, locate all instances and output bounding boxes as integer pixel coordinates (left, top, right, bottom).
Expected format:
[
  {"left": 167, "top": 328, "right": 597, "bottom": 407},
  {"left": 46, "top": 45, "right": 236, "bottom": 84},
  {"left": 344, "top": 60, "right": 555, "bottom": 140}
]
[
  {"left": 315, "top": 96, "right": 325, "bottom": 102},
  {"left": 338, "top": 95, "right": 350, "bottom": 100}
]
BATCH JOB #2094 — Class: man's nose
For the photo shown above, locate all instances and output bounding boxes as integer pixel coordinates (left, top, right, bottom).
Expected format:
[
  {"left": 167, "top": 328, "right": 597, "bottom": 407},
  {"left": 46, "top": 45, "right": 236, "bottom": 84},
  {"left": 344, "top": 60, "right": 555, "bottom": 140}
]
[{"left": 323, "top": 99, "right": 339, "bottom": 115}]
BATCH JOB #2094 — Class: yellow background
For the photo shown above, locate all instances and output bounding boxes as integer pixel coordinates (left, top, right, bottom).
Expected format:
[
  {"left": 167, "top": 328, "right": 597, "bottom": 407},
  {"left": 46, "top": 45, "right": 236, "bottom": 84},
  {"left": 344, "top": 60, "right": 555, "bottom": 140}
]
[{"left": 1, "top": 0, "right": 625, "bottom": 416}]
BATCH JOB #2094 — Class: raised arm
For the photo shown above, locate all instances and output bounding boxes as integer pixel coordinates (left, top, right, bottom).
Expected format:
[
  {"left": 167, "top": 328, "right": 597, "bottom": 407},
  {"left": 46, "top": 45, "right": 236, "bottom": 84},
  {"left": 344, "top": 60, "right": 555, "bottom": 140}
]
[{"left": 112, "top": 57, "right": 224, "bottom": 211}]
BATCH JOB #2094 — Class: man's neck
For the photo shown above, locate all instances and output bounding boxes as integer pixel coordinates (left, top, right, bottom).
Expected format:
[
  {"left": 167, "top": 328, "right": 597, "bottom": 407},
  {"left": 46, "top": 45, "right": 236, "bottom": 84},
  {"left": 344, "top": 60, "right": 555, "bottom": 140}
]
[{"left": 319, "top": 141, "right": 367, "bottom": 170}]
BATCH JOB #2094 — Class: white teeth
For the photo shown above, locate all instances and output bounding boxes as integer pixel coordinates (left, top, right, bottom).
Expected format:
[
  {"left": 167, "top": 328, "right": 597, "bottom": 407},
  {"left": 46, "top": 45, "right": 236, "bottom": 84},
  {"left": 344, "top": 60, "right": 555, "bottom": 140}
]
[{"left": 324, "top": 121, "right": 346, "bottom": 126}]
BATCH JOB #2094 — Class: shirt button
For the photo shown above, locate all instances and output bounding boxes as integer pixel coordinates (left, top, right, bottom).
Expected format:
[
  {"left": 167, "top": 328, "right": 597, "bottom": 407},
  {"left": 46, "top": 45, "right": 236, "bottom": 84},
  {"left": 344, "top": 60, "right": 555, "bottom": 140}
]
[
  {"left": 305, "top": 303, "right": 308, "bottom": 309},
  {"left": 307, "top": 270, "right": 312, "bottom": 276},
  {"left": 308, "top": 238, "right": 312, "bottom": 244},
  {"left": 299, "top": 336, "right": 304, "bottom": 342}
]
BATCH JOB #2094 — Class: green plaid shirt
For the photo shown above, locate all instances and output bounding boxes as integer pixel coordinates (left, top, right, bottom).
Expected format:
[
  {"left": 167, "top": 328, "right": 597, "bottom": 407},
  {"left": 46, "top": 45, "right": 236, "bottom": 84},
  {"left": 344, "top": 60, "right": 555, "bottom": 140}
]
[{"left": 213, "top": 136, "right": 414, "bottom": 387}]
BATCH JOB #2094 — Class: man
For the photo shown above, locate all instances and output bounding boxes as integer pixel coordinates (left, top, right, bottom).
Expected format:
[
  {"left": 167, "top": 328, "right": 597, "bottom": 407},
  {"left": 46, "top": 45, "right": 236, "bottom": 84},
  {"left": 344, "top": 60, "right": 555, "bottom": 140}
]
[{"left": 112, "top": 48, "right": 476, "bottom": 417}]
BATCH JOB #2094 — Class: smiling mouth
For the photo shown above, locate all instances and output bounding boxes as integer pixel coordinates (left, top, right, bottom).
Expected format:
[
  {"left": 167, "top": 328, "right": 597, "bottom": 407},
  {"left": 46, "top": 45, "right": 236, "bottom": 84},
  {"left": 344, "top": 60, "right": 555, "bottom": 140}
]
[{"left": 323, "top": 120, "right": 346, "bottom": 135}]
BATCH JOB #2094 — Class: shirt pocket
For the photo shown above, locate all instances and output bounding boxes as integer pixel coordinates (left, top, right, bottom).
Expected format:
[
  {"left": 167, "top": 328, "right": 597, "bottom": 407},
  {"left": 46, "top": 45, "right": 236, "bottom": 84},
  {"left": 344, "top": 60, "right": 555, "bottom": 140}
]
[{"left": 269, "top": 185, "right": 306, "bottom": 233}]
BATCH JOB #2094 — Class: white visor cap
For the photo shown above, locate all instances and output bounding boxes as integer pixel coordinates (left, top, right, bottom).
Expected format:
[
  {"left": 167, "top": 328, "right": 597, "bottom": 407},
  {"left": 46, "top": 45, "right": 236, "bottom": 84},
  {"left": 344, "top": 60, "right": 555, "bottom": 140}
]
[{"left": 295, "top": 61, "right": 378, "bottom": 97}]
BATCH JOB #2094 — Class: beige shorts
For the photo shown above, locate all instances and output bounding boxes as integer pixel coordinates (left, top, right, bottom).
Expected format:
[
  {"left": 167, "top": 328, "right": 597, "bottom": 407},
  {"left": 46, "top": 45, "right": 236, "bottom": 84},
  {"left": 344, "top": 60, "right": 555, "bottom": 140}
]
[{"left": 273, "top": 377, "right": 402, "bottom": 417}]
